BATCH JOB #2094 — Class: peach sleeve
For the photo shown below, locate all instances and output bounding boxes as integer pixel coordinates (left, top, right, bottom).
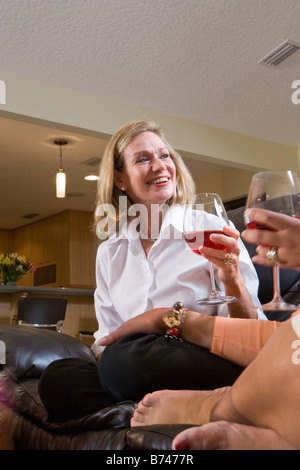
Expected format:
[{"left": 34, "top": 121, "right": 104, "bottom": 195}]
[{"left": 211, "top": 317, "right": 281, "bottom": 368}]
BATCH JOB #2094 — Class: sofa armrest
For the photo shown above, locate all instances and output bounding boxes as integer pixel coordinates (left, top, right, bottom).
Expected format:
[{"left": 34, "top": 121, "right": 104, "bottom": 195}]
[
  {"left": 0, "top": 324, "right": 97, "bottom": 379},
  {"left": 127, "top": 424, "right": 195, "bottom": 450}
]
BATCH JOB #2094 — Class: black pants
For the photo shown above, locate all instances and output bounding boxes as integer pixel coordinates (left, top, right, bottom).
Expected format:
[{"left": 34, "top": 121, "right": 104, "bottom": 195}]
[{"left": 39, "top": 333, "right": 243, "bottom": 422}]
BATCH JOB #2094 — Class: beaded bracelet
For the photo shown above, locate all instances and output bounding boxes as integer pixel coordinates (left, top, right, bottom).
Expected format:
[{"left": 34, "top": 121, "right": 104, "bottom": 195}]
[{"left": 163, "top": 301, "right": 187, "bottom": 341}]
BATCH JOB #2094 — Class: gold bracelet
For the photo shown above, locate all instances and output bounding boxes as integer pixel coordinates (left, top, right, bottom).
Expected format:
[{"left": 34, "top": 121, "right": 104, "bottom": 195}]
[{"left": 163, "top": 301, "right": 187, "bottom": 341}]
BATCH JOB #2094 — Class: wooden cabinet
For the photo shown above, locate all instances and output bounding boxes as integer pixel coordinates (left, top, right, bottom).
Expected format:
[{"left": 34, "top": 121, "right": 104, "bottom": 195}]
[
  {"left": 0, "top": 210, "right": 99, "bottom": 288},
  {"left": 69, "top": 211, "right": 97, "bottom": 287},
  {"left": 0, "top": 230, "right": 13, "bottom": 253}
]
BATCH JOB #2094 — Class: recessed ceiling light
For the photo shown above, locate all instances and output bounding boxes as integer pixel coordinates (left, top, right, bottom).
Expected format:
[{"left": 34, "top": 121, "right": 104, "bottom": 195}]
[{"left": 84, "top": 175, "right": 99, "bottom": 181}]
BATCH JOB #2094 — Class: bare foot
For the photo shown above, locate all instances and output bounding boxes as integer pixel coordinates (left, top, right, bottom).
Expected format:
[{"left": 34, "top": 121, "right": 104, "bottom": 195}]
[
  {"left": 172, "top": 420, "right": 297, "bottom": 450},
  {"left": 130, "top": 387, "right": 230, "bottom": 427}
]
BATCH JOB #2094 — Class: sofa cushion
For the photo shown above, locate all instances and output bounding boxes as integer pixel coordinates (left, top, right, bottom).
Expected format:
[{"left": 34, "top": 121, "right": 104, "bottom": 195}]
[
  {"left": 0, "top": 324, "right": 97, "bottom": 379},
  {"left": 0, "top": 368, "right": 136, "bottom": 450}
]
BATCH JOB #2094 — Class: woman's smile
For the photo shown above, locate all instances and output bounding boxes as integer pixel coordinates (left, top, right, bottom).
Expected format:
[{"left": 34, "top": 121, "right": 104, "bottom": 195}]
[{"left": 147, "top": 176, "right": 170, "bottom": 185}]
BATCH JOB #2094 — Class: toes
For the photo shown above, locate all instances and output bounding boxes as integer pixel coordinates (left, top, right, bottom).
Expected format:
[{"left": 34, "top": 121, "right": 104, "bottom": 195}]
[
  {"left": 130, "top": 408, "right": 145, "bottom": 426},
  {"left": 140, "top": 392, "right": 155, "bottom": 407}
]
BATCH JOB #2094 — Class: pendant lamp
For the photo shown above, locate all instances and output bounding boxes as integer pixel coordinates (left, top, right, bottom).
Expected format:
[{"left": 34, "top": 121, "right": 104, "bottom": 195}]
[{"left": 54, "top": 139, "right": 68, "bottom": 198}]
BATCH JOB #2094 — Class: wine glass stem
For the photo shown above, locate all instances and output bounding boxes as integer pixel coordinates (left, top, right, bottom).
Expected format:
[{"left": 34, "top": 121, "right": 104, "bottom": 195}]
[
  {"left": 272, "top": 266, "right": 282, "bottom": 302},
  {"left": 209, "top": 261, "right": 217, "bottom": 295}
]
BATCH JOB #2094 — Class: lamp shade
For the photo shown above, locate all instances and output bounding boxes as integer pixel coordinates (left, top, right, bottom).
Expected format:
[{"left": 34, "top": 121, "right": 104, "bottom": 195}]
[{"left": 56, "top": 170, "right": 66, "bottom": 198}]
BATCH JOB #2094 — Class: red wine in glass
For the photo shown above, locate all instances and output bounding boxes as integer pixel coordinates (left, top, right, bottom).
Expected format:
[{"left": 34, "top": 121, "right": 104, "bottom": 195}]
[
  {"left": 184, "top": 230, "right": 229, "bottom": 255},
  {"left": 183, "top": 193, "right": 236, "bottom": 305},
  {"left": 247, "top": 215, "right": 300, "bottom": 232},
  {"left": 246, "top": 221, "right": 270, "bottom": 230}
]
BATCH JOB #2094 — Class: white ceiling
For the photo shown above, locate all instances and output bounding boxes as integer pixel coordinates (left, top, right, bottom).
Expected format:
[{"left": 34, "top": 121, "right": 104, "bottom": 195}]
[{"left": 1, "top": 0, "right": 300, "bottom": 229}]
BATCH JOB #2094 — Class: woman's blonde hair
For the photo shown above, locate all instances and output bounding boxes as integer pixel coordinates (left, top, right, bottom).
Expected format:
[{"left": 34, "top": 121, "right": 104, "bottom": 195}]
[{"left": 94, "top": 120, "right": 195, "bottom": 236}]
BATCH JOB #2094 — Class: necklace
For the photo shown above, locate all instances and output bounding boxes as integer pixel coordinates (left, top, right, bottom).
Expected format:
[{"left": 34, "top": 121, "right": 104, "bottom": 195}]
[
  {"left": 139, "top": 233, "right": 158, "bottom": 243},
  {"left": 138, "top": 223, "right": 159, "bottom": 243},
  {"left": 139, "top": 230, "right": 158, "bottom": 243}
]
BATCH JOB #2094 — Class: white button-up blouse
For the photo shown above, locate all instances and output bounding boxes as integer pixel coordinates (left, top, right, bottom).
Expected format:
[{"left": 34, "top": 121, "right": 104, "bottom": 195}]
[{"left": 92, "top": 205, "right": 264, "bottom": 357}]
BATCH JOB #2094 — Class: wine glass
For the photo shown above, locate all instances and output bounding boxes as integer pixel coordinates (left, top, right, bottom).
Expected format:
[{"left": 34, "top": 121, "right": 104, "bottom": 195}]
[
  {"left": 245, "top": 170, "right": 300, "bottom": 311},
  {"left": 184, "top": 192, "right": 236, "bottom": 305}
]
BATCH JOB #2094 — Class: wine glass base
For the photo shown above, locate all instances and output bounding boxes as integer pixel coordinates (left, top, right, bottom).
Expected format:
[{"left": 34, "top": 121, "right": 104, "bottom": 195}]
[
  {"left": 259, "top": 300, "right": 298, "bottom": 312},
  {"left": 196, "top": 295, "right": 236, "bottom": 306}
]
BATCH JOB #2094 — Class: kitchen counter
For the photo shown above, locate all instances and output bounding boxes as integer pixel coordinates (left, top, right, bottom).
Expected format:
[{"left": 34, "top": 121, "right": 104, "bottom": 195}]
[
  {"left": 0, "top": 285, "right": 94, "bottom": 296},
  {"left": 0, "top": 285, "right": 97, "bottom": 338}
]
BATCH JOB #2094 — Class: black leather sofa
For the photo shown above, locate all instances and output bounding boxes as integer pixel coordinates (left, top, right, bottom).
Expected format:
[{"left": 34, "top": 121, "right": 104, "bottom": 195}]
[
  {"left": 1, "top": 325, "right": 187, "bottom": 450},
  {"left": 1, "top": 206, "right": 299, "bottom": 450}
]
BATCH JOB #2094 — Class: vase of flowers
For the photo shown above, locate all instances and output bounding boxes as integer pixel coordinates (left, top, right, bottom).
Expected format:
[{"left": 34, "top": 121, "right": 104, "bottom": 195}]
[{"left": 0, "top": 253, "right": 36, "bottom": 285}]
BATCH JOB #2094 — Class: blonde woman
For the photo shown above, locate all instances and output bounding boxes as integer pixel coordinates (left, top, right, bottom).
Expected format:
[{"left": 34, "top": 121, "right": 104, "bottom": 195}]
[
  {"left": 39, "top": 120, "right": 262, "bottom": 422},
  {"left": 94, "top": 120, "right": 194, "bottom": 240}
]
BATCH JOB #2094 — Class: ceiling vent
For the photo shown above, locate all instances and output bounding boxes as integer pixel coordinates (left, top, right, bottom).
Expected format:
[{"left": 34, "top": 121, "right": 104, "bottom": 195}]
[{"left": 258, "top": 40, "right": 300, "bottom": 67}]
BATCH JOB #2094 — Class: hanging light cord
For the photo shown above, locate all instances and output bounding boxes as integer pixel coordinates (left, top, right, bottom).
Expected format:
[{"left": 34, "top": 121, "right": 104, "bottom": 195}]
[
  {"left": 54, "top": 138, "right": 67, "bottom": 170},
  {"left": 59, "top": 143, "right": 63, "bottom": 170}
]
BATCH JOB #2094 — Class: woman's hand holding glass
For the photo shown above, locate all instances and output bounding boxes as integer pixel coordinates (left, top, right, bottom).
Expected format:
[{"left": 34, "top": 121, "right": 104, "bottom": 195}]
[
  {"left": 242, "top": 208, "right": 300, "bottom": 270},
  {"left": 199, "top": 224, "right": 241, "bottom": 286},
  {"left": 184, "top": 193, "right": 237, "bottom": 305}
]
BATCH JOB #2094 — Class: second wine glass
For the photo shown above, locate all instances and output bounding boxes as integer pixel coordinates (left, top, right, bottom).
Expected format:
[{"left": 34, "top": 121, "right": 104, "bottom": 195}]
[
  {"left": 245, "top": 170, "right": 300, "bottom": 312},
  {"left": 184, "top": 193, "right": 236, "bottom": 305}
]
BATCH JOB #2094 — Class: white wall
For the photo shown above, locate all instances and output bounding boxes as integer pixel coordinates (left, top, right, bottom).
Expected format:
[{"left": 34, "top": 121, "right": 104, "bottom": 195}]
[{"left": 0, "top": 70, "right": 299, "bottom": 176}]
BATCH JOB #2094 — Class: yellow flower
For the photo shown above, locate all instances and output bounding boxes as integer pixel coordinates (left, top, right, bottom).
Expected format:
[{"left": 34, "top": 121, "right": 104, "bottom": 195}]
[{"left": 0, "top": 252, "right": 36, "bottom": 284}]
